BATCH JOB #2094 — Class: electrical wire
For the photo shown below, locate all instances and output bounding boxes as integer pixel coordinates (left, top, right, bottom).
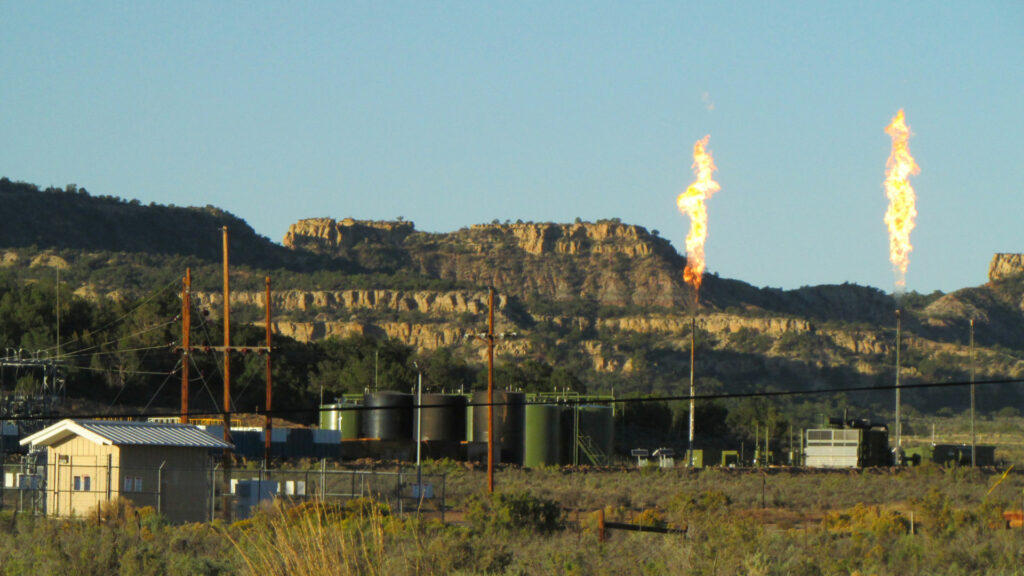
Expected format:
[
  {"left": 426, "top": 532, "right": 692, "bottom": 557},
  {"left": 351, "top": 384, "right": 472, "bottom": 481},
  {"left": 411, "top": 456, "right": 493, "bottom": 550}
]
[
  {"left": 43, "top": 277, "right": 180, "bottom": 358},
  {"left": 141, "top": 358, "right": 183, "bottom": 414},
  {"left": 3, "top": 375, "right": 1022, "bottom": 423}
]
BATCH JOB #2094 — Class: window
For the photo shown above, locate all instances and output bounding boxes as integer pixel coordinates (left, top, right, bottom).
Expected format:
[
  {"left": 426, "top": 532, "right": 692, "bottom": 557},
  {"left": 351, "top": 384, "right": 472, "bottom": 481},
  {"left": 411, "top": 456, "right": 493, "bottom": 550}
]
[
  {"left": 73, "top": 476, "right": 81, "bottom": 491},
  {"left": 58, "top": 455, "right": 70, "bottom": 464},
  {"left": 123, "top": 476, "right": 143, "bottom": 493},
  {"left": 83, "top": 476, "right": 91, "bottom": 491}
]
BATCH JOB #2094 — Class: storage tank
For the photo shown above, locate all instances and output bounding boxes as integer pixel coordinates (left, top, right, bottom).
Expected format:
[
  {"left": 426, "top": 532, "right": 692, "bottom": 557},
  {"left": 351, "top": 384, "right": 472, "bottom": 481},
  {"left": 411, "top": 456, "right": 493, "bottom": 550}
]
[
  {"left": 561, "top": 405, "right": 614, "bottom": 465},
  {"left": 338, "top": 404, "right": 362, "bottom": 440},
  {"left": 523, "top": 404, "right": 561, "bottom": 468},
  {"left": 320, "top": 402, "right": 363, "bottom": 440},
  {"left": 319, "top": 403, "right": 342, "bottom": 430},
  {"left": 578, "top": 405, "right": 614, "bottom": 464},
  {"left": 362, "top": 392, "right": 414, "bottom": 440},
  {"left": 417, "top": 393, "right": 468, "bottom": 443},
  {"left": 472, "top": 390, "right": 526, "bottom": 464}
]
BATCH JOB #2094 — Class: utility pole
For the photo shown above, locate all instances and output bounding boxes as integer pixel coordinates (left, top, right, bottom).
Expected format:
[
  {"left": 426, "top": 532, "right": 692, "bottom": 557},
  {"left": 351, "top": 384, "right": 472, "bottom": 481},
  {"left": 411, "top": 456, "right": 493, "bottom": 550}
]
[
  {"left": 181, "top": 268, "right": 191, "bottom": 424},
  {"left": 222, "top": 227, "right": 232, "bottom": 522},
  {"left": 466, "top": 288, "right": 515, "bottom": 494},
  {"left": 174, "top": 233, "right": 273, "bottom": 521}
]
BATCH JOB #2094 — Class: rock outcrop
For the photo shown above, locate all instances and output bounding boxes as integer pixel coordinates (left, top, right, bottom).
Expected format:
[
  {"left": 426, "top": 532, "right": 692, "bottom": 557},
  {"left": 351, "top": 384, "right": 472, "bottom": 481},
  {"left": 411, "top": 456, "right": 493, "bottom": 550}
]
[
  {"left": 192, "top": 289, "right": 508, "bottom": 318},
  {"left": 989, "top": 253, "right": 1024, "bottom": 282},
  {"left": 283, "top": 218, "right": 690, "bottom": 309},
  {"left": 283, "top": 218, "right": 415, "bottom": 255}
]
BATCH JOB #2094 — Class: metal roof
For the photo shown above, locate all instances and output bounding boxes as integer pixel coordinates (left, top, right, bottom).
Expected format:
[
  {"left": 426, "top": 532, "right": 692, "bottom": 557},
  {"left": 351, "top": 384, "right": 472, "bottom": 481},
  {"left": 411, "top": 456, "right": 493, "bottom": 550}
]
[{"left": 21, "top": 419, "right": 233, "bottom": 450}]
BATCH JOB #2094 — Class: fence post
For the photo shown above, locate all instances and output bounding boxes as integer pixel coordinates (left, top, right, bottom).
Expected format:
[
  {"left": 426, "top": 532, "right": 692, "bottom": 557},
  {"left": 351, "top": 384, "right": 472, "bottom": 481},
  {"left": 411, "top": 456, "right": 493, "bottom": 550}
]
[
  {"left": 319, "top": 458, "right": 326, "bottom": 501},
  {"left": 209, "top": 461, "right": 218, "bottom": 523},
  {"left": 106, "top": 455, "right": 112, "bottom": 502},
  {"left": 157, "top": 461, "right": 165, "bottom": 516}
]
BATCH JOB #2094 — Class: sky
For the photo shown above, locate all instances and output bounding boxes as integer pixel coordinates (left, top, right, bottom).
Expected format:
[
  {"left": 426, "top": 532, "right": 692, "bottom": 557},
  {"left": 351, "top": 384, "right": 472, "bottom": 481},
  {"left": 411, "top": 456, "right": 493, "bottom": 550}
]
[{"left": 2, "top": 2, "right": 1021, "bottom": 294}]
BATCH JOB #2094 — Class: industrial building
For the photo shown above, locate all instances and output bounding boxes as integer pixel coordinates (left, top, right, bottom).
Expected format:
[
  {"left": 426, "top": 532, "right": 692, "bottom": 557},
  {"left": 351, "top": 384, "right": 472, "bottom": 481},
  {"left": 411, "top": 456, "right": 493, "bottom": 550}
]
[
  {"left": 805, "top": 417, "right": 890, "bottom": 468},
  {"left": 20, "top": 419, "right": 231, "bottom": 523}
]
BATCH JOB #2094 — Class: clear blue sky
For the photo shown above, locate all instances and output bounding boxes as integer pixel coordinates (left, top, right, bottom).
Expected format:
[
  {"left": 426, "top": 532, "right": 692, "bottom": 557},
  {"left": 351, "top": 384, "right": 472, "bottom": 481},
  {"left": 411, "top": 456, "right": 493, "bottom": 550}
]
[{"left": 2, "top": 2, "right": 1021, "bottom": 294}]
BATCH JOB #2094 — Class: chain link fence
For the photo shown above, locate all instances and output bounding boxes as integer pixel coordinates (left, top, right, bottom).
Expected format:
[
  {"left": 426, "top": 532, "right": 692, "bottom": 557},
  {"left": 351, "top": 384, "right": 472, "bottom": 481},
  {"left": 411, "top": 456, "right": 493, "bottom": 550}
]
[{"left": 1, "top": 460, "right": 447, "bottom": 523}]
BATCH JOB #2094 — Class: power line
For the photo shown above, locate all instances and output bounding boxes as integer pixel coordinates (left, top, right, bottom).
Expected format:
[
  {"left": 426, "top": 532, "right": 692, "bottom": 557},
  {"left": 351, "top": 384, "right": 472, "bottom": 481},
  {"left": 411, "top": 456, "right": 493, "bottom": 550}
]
[
  {"left": 43, "top": 277, "right": 180, "bottom": 357},
  {"left": 4, "top": 375, "right": 1022, "bottom": 423}
]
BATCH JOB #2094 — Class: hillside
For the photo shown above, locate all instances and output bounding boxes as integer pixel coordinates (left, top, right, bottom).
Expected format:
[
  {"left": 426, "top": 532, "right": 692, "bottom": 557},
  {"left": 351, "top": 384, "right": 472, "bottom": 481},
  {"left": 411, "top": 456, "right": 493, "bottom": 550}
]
[{"left": 3, "top": 179, "right": 1024, "bottom": 418}]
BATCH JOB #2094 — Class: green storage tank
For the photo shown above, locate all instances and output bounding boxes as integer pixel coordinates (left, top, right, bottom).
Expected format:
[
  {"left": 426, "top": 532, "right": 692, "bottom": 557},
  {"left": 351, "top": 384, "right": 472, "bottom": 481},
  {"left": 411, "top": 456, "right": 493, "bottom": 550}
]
[
  {"left": 319, "top": 403, "right": 342, "bottom": 430},
  {"left": 320, "top": 402, "right": 363, "bottom": 440},
  {"left": 577, "top": 405, "right": 614, "bottom": 465},
  {"left": 524, "top": 404, "right": 562, "bottom": 468},
  {"left": 339, "top": 404, "right": 362, "bottom": 440}
]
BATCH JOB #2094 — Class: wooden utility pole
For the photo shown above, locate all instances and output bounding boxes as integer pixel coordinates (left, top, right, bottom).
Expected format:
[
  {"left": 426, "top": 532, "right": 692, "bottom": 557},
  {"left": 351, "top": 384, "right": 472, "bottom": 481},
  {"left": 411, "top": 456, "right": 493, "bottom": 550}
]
[
  {"left": 173, "top": 231, "right": 274, "bottom": 521},
  {"left": 222, "top": 227, "right": 232, "bottom": 522},
  {"left": 223, "top": 227, "right": 231, "bottom": 443},
  {"left": 181, "top": 268, "right": 191, "bottom": 424}
]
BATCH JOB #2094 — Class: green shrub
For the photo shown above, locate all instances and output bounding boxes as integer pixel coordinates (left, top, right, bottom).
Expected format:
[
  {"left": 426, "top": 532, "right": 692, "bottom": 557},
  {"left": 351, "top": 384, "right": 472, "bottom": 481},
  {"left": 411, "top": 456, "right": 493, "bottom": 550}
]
[{"left": 466, "top": 491, "right": 565, "bottom": 534}]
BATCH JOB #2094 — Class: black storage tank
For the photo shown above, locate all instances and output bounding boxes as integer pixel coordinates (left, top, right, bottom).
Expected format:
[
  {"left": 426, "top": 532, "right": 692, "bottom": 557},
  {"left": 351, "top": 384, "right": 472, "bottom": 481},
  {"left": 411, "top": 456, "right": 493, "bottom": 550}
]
[
  {"left": 472, "top": 390, "right": 525, "bottom": 465},
  {"left": 362, "top": 391, "right": 414, "bottom": 440},
  {"left": 418, "top": 393, "right": 468, "bottom": 443}
]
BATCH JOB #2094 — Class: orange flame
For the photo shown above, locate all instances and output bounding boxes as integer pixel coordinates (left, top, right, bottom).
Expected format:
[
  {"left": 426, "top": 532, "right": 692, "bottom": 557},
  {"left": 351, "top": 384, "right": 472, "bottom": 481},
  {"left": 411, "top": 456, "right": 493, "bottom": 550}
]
[
  {"left": 884, "top": 110, "right": 919, "bottom": 293},
  {"left": 676, "top": 135, "right": 721, "bottom": 295}
]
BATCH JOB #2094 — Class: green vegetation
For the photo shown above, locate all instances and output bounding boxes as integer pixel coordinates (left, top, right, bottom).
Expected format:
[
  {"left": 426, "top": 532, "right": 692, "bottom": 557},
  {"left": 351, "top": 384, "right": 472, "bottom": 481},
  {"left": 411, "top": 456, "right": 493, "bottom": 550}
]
[{"left": 1, "top": 467, "right": 1023, "bottom": 575}]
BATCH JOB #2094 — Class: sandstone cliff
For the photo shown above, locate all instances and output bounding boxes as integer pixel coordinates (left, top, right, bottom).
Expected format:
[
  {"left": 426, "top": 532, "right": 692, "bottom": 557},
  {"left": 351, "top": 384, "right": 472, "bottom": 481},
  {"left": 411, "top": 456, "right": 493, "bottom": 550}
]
[
  {"left": 989, "top": 253, "right": 1024, "bottom": 282},
  {"left": 283, "top": 218, "right": 690, "bottom": 308}
]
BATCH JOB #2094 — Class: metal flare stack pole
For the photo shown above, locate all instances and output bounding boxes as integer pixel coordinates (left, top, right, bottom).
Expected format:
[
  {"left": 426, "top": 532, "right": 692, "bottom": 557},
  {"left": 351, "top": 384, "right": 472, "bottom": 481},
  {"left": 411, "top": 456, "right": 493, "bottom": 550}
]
[
  {"left": 487, "top": 287, "right": 495, "bottom": 494},
  {"left": 264, "top": 276, "right": 273, "bottom": 464},
  {"left": 894, "top": 309, "right": 901, "bottom": 465},
  {"left": 970, "top": 318, "right": 975, "bottom": 468},
  {"left": 689, "top": 315, "right": 696, "bottom": 467}
]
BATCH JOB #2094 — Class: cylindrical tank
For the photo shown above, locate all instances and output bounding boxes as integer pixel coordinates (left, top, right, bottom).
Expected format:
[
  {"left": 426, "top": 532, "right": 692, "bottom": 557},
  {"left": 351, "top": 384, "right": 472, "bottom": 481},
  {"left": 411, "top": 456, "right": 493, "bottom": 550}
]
[
  {"left": 465, "top": 402, "right": 474, "bottom": 442},
  {"left": 362, "top": 392, "right": 414, "bottom": 440},
  {"left": 578, "top": 405, "right": 614, "bottom": 464},
  {"left": 338, "top": 404, "right": 362, "bottom": 440},
  {"left": 524, "top": 404, "right": 561, "bottom": 468},
  {"left": 417, "top": 393, "right": 468, "bottom": 443},
  {"left": 319, "top": 403, "right": 342, "bottom": 430},
  {"left": 472, "top": 390, "right": 526, "bottom": 465},
  {"left": 320, "top": 402, "right": 363, "bottom": 440}
]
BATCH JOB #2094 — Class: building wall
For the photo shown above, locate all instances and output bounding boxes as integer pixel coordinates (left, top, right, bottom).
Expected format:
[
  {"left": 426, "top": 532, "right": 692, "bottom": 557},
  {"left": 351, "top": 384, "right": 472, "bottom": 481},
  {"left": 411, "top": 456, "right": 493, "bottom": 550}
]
[
  {"left": 45, "top": 437, "right": 217, "bottom": 523},
  {"left": 46, "top": 435, "right": 119, "bottom": 519},
  {"left": 118, "top": 445, "right": 215, "bottom": 523}
]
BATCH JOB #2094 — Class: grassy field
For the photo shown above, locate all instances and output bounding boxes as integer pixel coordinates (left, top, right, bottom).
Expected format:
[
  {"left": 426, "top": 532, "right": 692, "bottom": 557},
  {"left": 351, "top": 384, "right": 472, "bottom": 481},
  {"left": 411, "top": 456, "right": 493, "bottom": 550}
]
[{"left": 1, "top": 462, "right": 1023, "bottom": 575}]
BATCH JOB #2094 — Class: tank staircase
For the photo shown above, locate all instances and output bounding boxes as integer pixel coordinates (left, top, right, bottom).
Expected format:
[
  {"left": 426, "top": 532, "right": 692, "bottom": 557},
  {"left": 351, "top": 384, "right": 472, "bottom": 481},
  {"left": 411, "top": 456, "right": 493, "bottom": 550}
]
[{"left": 576, "top": 434, "right": 607, "bottom": 466}]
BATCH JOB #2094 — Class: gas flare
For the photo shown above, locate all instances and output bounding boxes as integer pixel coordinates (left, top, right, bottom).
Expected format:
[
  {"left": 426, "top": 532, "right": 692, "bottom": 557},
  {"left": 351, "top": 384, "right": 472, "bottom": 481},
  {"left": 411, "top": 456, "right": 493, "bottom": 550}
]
[
  {"left": 677, "top": 135, "right": 721, "bottom": 296},
  {"left": 884, "top": 110, "right": 919, "bottom": 293}
]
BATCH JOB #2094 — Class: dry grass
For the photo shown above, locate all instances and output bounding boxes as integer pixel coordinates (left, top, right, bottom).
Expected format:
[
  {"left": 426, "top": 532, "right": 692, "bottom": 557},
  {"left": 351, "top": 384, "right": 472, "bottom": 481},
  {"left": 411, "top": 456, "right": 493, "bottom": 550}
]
[{"left": 225, "top": 500, "right": 391, "bottom": 576}]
